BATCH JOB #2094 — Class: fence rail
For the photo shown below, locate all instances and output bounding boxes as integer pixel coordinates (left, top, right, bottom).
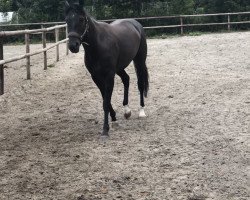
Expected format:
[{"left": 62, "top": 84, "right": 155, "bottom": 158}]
[
  {"left": 0, "top": 22, "right": 65, "bottom": 28},
  {"left": 0, "top": 24, "right": 69, "bottom": 95},
  {"left": 0, "top": 24, "right": 67, "bottom": 36},
  {"left": 101, "top": 11, "right": 250, "bottom": 22},
  {"left": 140, "top": 12, "right": 250, "bottom": 33}
]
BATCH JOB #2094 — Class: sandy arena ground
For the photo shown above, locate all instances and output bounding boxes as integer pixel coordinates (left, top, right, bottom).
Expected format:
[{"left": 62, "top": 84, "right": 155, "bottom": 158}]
[{"left": 0, "top": 32, "right": 249, "bottom": 200}]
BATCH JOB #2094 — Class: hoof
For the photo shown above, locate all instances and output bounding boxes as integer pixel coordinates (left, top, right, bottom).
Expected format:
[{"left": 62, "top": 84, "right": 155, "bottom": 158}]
[
  {"left": 111, "top": 121, "right": 120, "bottom": 129},
  {"left": 100, "top": 134, "right": 109, "bottom": 139},
  {"left": 139, "top": 107, "right": 147, "bottom": 118},
  {"left": 111, "top": 112, "right": 117, "bottom": 122},
  {"left": 100, "top": 125, "right": 109, "bottom": 141},
  {"left": 124, "top": 105, "right": 132, "bottom": 119},
  {"left": 124, "top": 111, "right": 131, "bottom": 119},
  {"left": 100, "top": 134, "right": 110, "bottom": 142},
  {"left": 111, "top": 117, "right": 117, "bottom": 122}
]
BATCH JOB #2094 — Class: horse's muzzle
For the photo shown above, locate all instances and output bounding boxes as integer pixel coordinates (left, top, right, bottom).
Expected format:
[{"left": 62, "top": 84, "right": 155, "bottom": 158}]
[
  {"left": 68, "top": 32, "right": 81, "bottom": 53},
  {"left": 69, "top": 41, "right": 80, "bottom": 53}
]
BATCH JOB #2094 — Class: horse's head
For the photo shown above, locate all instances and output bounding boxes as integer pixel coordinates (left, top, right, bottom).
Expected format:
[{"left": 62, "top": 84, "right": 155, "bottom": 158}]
[{"left": 65, "top": 0, "right": 88, "bottom": 53}]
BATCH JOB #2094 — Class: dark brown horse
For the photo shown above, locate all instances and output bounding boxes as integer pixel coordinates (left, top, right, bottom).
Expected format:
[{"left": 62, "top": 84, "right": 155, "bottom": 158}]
[{"left": 65, "top": 0, "right": 149, "bottom": 138}]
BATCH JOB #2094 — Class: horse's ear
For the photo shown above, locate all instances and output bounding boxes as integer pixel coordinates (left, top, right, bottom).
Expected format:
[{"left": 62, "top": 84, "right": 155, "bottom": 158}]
[
  {"left": 77, "top": 0, "right": 85, "bottom": 13},
  {"left": 65, "top": 1, "right": 70, "bottom": 8},
  {"left": 65, "top": 1, "right": 70, "bottom": 13}
]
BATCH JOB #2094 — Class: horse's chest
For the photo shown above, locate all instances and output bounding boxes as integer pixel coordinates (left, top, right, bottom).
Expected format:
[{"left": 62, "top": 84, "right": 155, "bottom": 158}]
[
  {"left": 84, "top": 54, "right": 112, "bottom": 75},
  {"left": 85, "top": 47, "right": 117, "bottom": 72},
  {"left": 84, "top": 55, "right": 98, "bottom": 73}
]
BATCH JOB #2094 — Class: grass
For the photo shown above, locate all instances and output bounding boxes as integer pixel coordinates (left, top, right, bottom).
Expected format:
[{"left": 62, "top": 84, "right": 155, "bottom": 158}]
[
  {"left": 187, "top": 31, "right": 203, "bottom": 36},
  {"left": 149, "top": 33, "right": 181, "bottom": 39},
  {"left": 48, "top": 64, "right": 55, "bottom": 68}
]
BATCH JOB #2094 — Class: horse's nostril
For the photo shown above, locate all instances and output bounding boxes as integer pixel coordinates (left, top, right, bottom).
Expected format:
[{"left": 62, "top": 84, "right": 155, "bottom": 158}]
[
  {"left": 69, "top": 42, "right": 80, "bottom": 53},
  {"left": 69, "top": 44, "right": 74, "bottom": 49}
]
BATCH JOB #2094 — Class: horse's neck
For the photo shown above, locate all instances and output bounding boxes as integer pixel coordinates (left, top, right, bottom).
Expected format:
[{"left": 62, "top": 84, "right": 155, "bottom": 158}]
[{"left": 82, "top": 17, "right": 99, "bottom": 50}]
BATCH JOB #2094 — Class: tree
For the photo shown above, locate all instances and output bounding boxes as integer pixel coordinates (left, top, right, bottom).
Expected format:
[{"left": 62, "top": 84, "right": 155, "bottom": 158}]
[
  {"left": 3, "top": 0, "right": 249, "bottom": 23},
  {"left": 169, "top": 0, "right": 195, "bottom": 15},
  {"left": 0, "top": 0, "right": 12, "bottom": 12},
  {"left": 195, "top": 0, "right": 250, "bottom": 13},
  {"left": 11, "top": 0, "right": 65, "bottom": 23}
]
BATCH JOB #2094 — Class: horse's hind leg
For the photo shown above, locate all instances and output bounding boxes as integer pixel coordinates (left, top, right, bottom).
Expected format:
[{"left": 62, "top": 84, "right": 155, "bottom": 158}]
[
  {"left": 133, "top": 35, "right": 149, "bottom": 118},
  {"left": 117, "top": 69, "right": 131, "bottom": 119},
  {"left": 134, "top": 60, "right": 147, "bottom": 118}
]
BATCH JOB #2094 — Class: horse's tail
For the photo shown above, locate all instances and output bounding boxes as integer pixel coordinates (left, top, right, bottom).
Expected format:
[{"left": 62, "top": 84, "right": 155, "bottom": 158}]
[{"left": 134, "top": 29, "right": 149, "bottom": 98}]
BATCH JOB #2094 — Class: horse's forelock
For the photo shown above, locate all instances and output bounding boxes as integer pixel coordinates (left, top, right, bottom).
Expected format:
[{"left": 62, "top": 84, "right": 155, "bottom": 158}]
[
  {"left": 65, "top": 0, "right": 85, "bottom": 15},
  {"left": 65, "top": 0, "right": 84, "bottom": 11}
]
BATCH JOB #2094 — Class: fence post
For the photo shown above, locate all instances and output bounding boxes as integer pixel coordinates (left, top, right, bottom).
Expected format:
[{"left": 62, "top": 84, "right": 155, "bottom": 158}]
[
  {"left": 25, "top": 31, "right": 31, "bottom": 80},
  {"left": 0, "top": 36, "right": 4, "bottom": 95},
  {"left": 227, "top": 13, "right": 231, "bottom": 31},
  {"left": 180, "top": 16, "right": 184, "bottom": 35},
  {"left": 55, "top": 27, "right": 59, "bottom": 61},
  {"left": 42, "top": 25, "right": 47, "bottom": 70},
  {"left": 66, "top": 25, "right": 69, "bottom": 55}
]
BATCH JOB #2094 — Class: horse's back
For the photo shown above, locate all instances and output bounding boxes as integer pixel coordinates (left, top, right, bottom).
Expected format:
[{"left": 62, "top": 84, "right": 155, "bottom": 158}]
[
  {"left": 111, "top": 19, "right": 144, "bottom": 33},
  {"left": 93, "top": 19, "right": 146, "bottom": 70}
]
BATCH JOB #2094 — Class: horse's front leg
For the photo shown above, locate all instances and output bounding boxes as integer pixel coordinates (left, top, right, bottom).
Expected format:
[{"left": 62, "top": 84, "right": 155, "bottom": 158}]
[
  {"left": 102, "top": 74, "right": 115, "bottom": 137},
  {"left": 92, "top": 75, "right": 116, "bottom": 123}
]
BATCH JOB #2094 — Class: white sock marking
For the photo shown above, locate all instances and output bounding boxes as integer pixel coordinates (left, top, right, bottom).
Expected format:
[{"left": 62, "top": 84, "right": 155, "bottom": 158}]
[
  {"left": 139, "top": 107, "right": 146, "bottom": 118},
  {"left": 124, "top": 105, "right": 131, "bottom": 114}
]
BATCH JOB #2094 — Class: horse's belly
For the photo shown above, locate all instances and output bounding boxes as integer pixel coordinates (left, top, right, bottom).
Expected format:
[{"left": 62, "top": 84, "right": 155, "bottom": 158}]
[
  {"left": 117, "top": 50, "right": 138, "bottom": 69},
  {"left": 116, "top": 35, "right": 141, "bottom": 69}
]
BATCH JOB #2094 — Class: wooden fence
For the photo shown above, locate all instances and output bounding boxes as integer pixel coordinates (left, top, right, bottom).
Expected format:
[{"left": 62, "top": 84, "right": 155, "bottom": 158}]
[
  {"left": 1, "top": 11, "right": 249, "bottom": 32},
  {"left": 0, "top": 24, "right": 69, "bottom": 95},
  {"left": 0, "top": 11, "right": 249, "bottom": 95},
  {"left": 102, "top": 11, "right": 250, "bottom": 34}
]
